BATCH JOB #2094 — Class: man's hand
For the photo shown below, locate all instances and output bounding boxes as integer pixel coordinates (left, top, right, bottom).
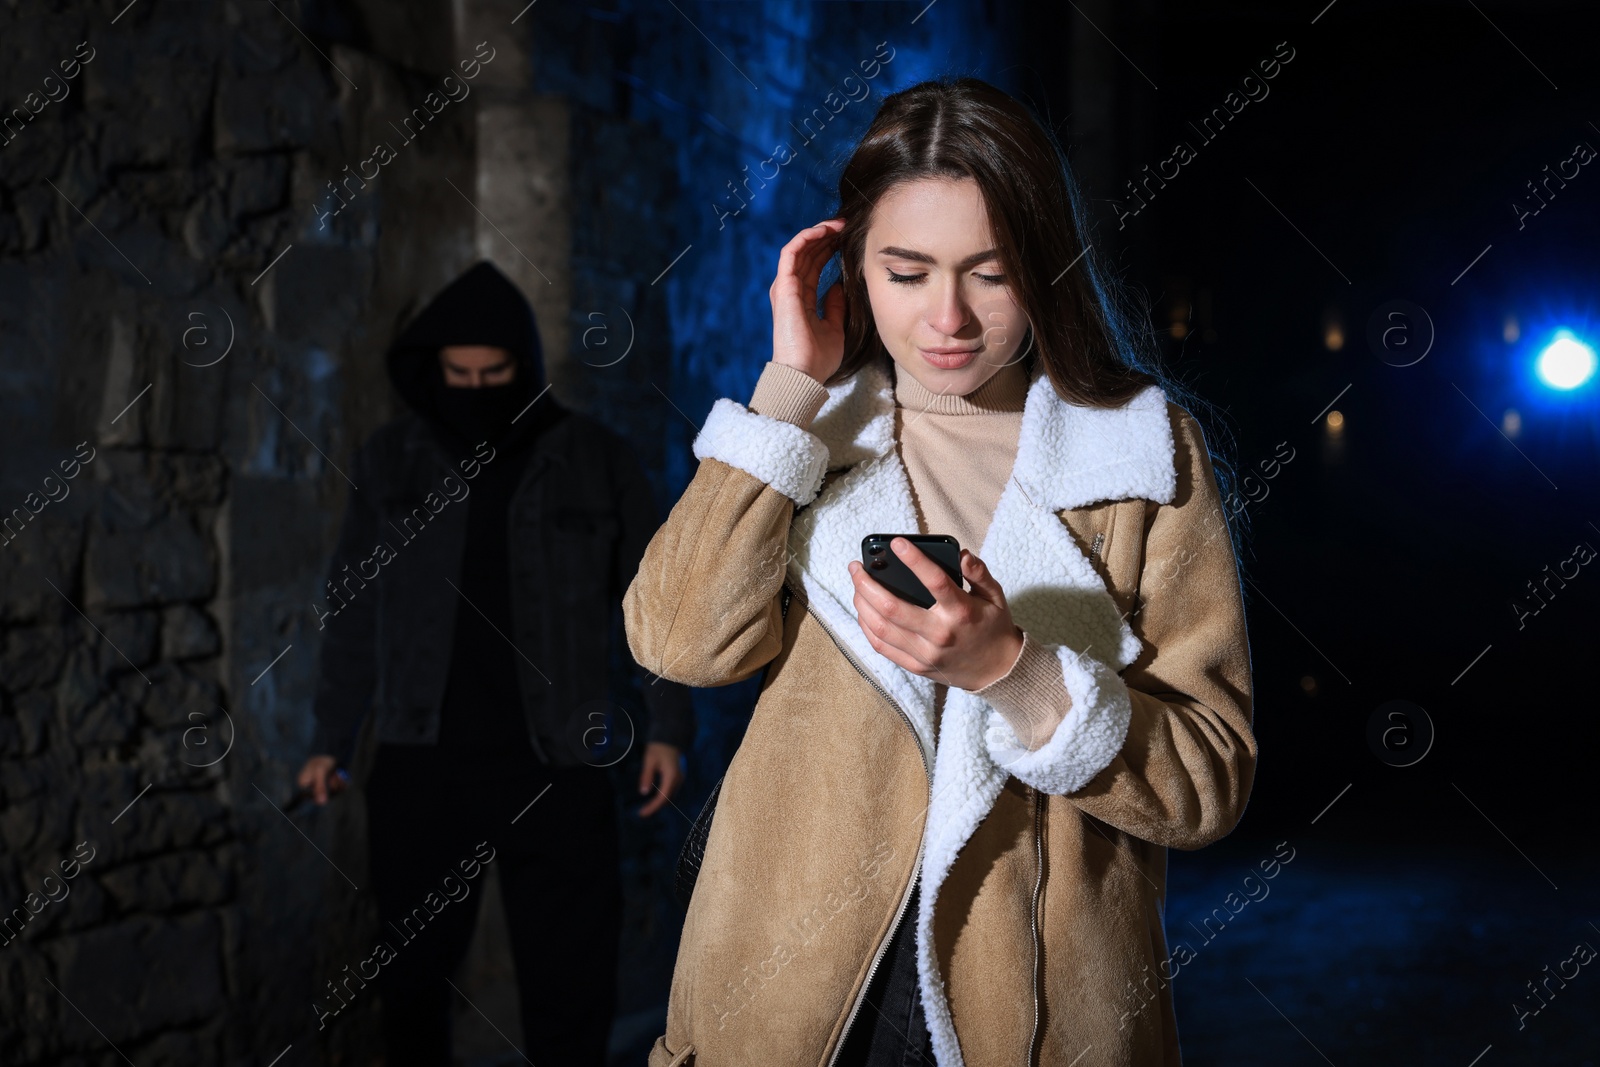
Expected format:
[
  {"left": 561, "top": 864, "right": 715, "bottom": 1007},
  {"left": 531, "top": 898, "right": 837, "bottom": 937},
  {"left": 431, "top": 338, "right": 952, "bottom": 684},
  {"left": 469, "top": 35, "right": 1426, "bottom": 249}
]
[
  {"left": 848, "top": 539, "right": 1025, "bottom": 692},
  {"left": 636, "top": 741, "right": 686, "bottom": 818},
  {"left": 296, "top": 754, "right": 348, "bottom": 805}
]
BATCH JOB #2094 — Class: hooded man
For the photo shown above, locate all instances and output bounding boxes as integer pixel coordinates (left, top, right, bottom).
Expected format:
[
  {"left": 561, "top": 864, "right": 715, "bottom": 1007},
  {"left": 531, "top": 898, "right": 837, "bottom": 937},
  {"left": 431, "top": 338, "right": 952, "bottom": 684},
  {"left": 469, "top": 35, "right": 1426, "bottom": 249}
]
[{"left": 296, "top": 260, "right": 694, "bottom": 1065}]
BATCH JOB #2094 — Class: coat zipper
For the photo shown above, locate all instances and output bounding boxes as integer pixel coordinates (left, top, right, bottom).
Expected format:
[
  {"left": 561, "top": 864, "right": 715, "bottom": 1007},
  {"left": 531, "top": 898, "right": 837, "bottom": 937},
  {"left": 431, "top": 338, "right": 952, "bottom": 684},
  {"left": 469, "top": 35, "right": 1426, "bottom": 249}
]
[
  {"left": 782, "top": 579, "right": 936, "bottom": 1067},
  {"left": 1028, "top": 785, "right": 1044, "bottom": 1066}
]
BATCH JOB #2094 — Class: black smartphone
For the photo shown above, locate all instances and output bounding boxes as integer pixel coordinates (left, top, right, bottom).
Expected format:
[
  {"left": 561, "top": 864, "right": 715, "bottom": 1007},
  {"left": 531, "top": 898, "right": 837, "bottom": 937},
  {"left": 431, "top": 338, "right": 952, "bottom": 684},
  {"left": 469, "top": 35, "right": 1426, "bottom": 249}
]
[{"left": 860, "top": 534, "right": 963, "bottom": 609}]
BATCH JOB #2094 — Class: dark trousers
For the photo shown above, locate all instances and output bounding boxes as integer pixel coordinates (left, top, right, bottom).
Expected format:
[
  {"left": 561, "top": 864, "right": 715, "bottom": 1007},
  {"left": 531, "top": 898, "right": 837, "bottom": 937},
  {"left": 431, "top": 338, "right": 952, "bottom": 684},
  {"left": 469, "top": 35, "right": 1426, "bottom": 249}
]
[
  {"left": 364, "top": 744, "right": 622, "bottom": 1066},
  {"left": 834, "top": 876, "right": 936, "bottom": 1067}
]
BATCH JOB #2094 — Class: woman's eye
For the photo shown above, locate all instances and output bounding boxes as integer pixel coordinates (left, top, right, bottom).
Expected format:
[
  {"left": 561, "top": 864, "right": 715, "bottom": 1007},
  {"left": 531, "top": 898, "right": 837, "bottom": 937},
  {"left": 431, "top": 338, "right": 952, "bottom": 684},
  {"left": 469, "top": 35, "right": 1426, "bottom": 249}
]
[{"left": 884, "top": 269, "right": 1006, "bottom": 287}]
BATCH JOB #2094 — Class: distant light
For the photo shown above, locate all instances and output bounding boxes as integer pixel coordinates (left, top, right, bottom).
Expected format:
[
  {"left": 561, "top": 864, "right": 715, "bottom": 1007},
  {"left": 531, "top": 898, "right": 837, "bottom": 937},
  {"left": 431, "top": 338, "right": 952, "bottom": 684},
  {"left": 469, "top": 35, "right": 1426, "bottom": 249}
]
[
  {"left": 1535, "top": 330, "right": 1597, "bottom": 390},
  {"left": 1324, "top": 323, "right": 1344, "bottom": 350},
  {"left": 1326, "top": 409, "right": 1345, "bottom": 433},
  {"left": 1503, "top": 315, "right": 1520, "bottom": 344},
  {"left": 1502, "top": 408, "right": 1521, "bottom": 438},
  {"left": 1171, "top": 302, "right": 1190, "bottom": 341}
]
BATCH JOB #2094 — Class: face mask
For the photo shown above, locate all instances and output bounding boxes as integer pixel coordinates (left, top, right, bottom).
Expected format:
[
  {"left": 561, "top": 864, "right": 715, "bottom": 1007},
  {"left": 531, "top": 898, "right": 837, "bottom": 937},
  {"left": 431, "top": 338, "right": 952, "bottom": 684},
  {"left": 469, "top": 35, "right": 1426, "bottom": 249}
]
[{"left": 431, "top": 376, "right": 531, "bottom": 450}]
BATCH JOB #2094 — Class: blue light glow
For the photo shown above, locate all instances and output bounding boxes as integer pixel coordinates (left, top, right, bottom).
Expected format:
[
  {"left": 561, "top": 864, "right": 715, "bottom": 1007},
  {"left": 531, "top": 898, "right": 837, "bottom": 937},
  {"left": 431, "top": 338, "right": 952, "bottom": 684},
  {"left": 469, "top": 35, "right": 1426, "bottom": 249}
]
[{"left": 1535, "top": 330, "right": 1596, "bottom": 390}]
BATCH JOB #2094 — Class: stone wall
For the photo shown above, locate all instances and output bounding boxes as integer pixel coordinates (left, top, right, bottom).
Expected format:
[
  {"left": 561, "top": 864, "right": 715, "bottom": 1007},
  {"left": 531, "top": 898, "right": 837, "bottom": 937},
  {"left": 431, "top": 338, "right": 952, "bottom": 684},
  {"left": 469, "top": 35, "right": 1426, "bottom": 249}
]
[{"left": 0, "top": 1, "right": 480, "bottom": 1061}]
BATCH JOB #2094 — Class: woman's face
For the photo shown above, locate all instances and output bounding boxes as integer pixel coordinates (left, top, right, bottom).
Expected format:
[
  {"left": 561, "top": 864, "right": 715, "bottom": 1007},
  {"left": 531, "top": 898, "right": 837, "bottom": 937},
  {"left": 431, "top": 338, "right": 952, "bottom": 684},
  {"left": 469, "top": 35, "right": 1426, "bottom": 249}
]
[{"left": 860, "top": 177, "right": 1030, "bottom": 397}]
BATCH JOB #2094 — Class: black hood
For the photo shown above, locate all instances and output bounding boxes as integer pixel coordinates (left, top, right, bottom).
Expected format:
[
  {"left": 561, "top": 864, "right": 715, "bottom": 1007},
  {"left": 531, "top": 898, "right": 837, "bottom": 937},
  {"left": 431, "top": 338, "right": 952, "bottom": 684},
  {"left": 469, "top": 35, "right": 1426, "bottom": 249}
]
[{"left": 387, "top": 260, "right": 566, "bottom": 453}]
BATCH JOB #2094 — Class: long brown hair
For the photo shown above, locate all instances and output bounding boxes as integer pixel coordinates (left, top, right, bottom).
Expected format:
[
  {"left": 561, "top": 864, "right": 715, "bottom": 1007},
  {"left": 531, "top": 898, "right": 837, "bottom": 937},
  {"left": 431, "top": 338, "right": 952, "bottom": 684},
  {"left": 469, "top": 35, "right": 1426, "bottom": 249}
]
[{"left": 824, "top": 76, "right": 1250, "bottom": 565}]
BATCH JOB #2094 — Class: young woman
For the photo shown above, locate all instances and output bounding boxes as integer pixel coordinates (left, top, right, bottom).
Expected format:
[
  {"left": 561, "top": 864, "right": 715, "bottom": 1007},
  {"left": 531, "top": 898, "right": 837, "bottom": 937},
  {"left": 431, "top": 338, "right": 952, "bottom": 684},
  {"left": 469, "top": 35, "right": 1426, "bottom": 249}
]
[{"left": 624, "top": 77, "right": 1255, "bottom": 1067}]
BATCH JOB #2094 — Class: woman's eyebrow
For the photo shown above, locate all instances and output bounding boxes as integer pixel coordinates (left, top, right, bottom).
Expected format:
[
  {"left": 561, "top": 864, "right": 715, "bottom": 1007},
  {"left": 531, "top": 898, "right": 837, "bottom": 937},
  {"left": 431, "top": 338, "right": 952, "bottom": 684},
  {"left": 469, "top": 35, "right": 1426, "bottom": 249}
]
[{"left": 876, "top": 245, "right": 1000, "bottom": 268}]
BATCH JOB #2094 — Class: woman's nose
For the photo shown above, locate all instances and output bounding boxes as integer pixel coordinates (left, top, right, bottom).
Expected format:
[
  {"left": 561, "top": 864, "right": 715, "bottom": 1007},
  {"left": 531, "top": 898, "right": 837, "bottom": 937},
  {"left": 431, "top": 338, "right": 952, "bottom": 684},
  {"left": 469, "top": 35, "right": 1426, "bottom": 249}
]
[{"left": 926, "top": 282, "right": 973, "bottom": 336}]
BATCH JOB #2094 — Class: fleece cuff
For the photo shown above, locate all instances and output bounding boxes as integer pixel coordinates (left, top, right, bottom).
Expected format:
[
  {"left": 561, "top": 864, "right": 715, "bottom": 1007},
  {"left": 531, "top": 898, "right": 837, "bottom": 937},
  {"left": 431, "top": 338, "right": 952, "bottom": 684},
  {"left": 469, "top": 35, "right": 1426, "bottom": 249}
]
[
  {"left": 983, "top": 643, "right": 1132, "bottom": 795},
  {"left": 692, "top": 394, "right": 831, "bottom": 507}
]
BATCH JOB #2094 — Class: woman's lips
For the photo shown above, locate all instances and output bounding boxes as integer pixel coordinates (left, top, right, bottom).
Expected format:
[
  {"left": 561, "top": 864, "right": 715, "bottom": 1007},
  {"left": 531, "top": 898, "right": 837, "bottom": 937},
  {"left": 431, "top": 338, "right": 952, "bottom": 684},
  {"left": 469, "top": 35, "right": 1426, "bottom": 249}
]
[{"left": 918, "top": 347, "right": 979, "bottom": 369}]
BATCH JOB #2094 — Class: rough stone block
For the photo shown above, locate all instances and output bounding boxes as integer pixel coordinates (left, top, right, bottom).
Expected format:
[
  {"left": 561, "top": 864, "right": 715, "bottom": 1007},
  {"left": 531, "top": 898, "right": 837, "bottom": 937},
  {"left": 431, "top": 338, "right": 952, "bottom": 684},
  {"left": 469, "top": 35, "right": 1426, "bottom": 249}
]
[
  {"left": 0, "top": 949, "right": 63, "bottom": 1057},
  {"left": 99, "top": 850, "right": 234, "bottom": 913},
  {"left": 0, "top": 622, "right": 71, "bottom": 690},
  {"left": 54, "top": 647, "right": 103, "bottom": 722},
  {"left": 46, "top": 912, "right": 226, "bottom": 1044},
  {"left": 85, "top": 505, "right": 215, "bottom": 609},
  {"left": 140, "top": 664, "right": 225, "bottom": 730},
  {"left": 30, "top": 862, "right": 108, "bottom": 940},
  {"left": 225, "top": 153, "right": 291, "bottom": 219},
  {"left": 104, "top": 789, "right": 231, "bottom": 861},
  {"left": 215, "top": 66, "right": 324, "bottom": 155},
  {"left": 70, "top": 690, "right": 139, "bottom": 747},
  {"left": 134, "top": 1025, "right": 211, "bottom": 1066},
  {"left": 94, "top": 609, "right": 160, "bottom": 676},
  {"left": 161, "top": 604, "right": 220, "bottom": 660},
  {"left": 12, "top": 691, "right": 52, "bottom": 754},
  {"left": 0, "top": 795, "right": 73, "bottom": 858},
  {"left": 0, "top": 754, "right": 49, "bottom": 802},
  {"left": 0, "top": 700, "right": 18, "bottom": 758},
  {"left": 162, "top": 455, "right": 229, "bottom": 507},
  {"left": 0, "top": 510, "right": 83, "bottom": 625},
  {"left": 182, "top": 188, "right": 231, "bottom": 263},
  {"left": 11, "top": 184, "right": 56, "bottom": 252},
  {"left": 77, "top": 763, "right": 140, "bottom": 840}
]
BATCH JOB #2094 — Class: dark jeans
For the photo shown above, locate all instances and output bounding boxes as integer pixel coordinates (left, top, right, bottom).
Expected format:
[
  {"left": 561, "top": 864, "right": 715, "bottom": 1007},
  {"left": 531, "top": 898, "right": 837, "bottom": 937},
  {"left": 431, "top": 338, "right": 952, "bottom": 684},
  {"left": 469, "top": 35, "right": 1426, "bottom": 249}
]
[
  {"left": 365, "top": 743, "right": 622, "bottom": 1066},
  {"left": 834, "top": 876, "right": 936, "bottom": 1067}
]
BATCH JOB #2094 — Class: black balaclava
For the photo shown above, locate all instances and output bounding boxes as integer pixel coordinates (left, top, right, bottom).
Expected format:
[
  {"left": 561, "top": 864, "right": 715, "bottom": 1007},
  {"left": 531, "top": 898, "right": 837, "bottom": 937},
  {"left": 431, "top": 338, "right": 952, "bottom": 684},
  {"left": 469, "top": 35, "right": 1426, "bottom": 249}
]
[
  {"left": 386, "top": 260, "right": 566, "bottom": 456},
  {"left": 428, "top": 358, "right": 534, "bottom": 450}
]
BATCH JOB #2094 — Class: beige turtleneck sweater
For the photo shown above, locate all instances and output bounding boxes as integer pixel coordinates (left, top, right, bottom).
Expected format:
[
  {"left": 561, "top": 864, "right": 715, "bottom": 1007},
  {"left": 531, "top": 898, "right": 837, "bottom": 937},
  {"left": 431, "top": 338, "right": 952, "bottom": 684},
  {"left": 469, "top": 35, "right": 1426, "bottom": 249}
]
[{"left": 744, "top": 355, "right": 1071, "bottom": 751}]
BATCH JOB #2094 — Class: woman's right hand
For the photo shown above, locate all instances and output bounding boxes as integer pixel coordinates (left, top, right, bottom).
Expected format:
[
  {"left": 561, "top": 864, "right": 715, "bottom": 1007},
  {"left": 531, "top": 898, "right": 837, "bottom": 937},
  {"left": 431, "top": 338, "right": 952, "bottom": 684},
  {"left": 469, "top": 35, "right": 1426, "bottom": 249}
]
[{"left": 770, "top": 218, "right": 847, "bottom": 385}]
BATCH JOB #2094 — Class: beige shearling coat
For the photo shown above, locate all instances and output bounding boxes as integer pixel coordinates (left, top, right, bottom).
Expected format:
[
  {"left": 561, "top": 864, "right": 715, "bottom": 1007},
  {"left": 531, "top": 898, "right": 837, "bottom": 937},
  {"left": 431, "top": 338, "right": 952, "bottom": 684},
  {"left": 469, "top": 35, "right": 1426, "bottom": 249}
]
[{"left": 623, "top": 355, "right": 1255, "bottom": 1066}]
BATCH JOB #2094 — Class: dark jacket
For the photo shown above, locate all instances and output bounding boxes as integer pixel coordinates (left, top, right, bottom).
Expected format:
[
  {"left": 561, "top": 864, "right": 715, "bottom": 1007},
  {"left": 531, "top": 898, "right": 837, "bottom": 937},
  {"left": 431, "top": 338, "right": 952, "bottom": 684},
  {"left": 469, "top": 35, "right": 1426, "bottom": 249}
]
[{"left": 309, "top": 261, "right": 695, "bottom": 769}]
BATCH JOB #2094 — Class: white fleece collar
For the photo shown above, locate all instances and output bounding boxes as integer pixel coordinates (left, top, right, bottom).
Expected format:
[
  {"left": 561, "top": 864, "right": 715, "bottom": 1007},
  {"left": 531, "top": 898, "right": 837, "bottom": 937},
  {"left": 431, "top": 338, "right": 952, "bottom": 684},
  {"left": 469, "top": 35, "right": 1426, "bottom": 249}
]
[{"left": 692, "top": 353, "right": 1177, "bottom": 1066}]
